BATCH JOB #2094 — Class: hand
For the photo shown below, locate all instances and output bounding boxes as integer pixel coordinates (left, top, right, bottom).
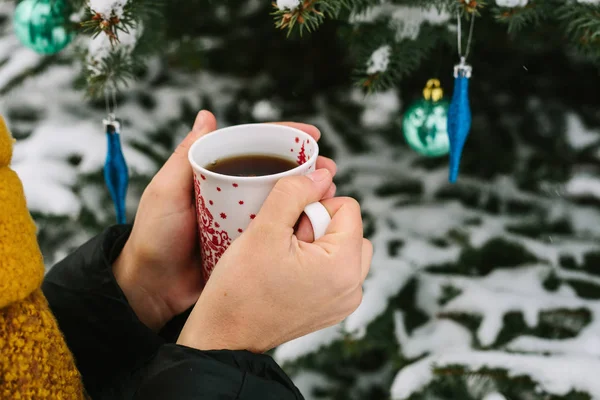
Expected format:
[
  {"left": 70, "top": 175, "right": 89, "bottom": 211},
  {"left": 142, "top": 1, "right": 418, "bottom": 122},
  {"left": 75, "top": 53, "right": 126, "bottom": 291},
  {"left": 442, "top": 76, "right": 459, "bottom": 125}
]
[
  {"left": 177, "top": 169, "right": 373, "bottom": 353},
  {"left": 113, "top": 111, "right": 338, "bottom": 331}
]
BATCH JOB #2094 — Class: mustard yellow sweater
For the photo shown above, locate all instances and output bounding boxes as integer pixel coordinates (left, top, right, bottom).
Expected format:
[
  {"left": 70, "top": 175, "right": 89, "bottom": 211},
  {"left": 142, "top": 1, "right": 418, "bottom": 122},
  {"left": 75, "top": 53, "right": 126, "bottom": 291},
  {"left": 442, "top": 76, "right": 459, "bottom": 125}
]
[{"left": 0, "top": 116, "right": 87, "bottom": 399}]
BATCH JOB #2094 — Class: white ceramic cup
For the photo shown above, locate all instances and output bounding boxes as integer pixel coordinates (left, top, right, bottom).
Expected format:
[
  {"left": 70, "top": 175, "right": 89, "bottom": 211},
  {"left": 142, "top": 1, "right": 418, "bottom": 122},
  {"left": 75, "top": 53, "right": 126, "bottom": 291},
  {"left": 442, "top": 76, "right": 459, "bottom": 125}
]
[{"left": 188, "top": 123, "right": 332, "bottom": 281}]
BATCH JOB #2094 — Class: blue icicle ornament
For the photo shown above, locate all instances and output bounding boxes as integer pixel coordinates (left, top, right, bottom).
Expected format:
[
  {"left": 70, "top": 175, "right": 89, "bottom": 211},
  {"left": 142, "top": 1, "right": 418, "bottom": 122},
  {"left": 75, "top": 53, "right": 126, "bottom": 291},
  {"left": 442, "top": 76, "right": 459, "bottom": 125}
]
[
  {"left": 104, "top": 117, "right": 129, "bottom": 224},
  {"left": 447, "top": 57, "right": 472, "bottom": 183}
]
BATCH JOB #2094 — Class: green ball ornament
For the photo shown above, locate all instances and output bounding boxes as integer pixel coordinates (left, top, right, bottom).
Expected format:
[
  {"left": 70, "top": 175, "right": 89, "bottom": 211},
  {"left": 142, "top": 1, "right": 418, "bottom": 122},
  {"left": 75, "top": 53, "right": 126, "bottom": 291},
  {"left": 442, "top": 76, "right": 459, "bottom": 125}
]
[
  {"left": 13, "top": 0, "right": 74, "bottom": 55},
  {"left": 402, "top": 79, "right": 450, "bottom": 157}
]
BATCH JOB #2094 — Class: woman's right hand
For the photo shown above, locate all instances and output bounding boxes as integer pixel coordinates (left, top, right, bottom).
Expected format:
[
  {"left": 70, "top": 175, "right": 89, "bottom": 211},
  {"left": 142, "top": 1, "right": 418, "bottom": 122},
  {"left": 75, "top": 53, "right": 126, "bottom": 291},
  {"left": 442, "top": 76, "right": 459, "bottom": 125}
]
[{"left": 177, "top": 168, "right": 372, "bottom": 353}]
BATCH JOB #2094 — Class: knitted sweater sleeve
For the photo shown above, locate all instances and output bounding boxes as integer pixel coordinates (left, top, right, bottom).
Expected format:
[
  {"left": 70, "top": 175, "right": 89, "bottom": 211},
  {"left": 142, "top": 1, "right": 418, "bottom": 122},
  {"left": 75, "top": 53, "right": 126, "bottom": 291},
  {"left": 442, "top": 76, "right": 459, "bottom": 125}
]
[{"left": 0, "top": 116, "right": 87, "bottom": 400}]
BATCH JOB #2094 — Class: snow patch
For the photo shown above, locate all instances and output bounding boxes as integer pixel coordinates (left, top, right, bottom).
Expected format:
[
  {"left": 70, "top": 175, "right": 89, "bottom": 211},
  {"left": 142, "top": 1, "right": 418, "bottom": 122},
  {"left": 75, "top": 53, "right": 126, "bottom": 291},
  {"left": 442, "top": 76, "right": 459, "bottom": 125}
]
[
  {"left": 88, "top": 0, "right": 127, "bottom": 19},
  {"left": 565, "top": 113, "right": 599, "bottom": 150},
  {"left": 565, "top": 174, "right": 600, "bottom": 200},
  {"left": 352, "top": 5, "right": 450, "bottom": 41},
  {"left": 0, "top": 47, "right": 43, "bottom": 90},
  {"left": 440, "top": 266, "right": 582, "bottom": 346},
  {"left": 496, "top": 0, "right": 528, "bottom": 7},
  {"left": 358, "top": 89, "right": 400, "bottom": 129},
  {"left": 252, "top": 100, "right": 281, "bottom": 121},
  {"left": 395, "top": 313, "right": 472, "bottom": 359},
  {"left": 483, "top": 392, "right": 507, "bottom": 400},
  {"left": 344, "top": 231, "right": 414, "bottom": 337},
  {"left": 291, "top": 370, "right": 333, "bottom": 400},
  {"left": 366, "top": 45, "right": 391, "bottom": 75},
  {"left": 391, "top": 352, "right": 600, "bottom": 399},
  {"left": 274, "top": 325, "right": 343, "bottom": 364},
  {"left": 276, "top": 0, "right": 300, "bottom": 11}
]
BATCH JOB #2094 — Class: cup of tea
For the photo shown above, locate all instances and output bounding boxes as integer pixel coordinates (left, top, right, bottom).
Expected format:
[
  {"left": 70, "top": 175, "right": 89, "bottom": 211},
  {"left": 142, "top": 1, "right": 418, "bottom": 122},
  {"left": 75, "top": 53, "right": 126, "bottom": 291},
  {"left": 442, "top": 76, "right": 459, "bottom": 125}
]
[{"left": 188, "top": 123, "right": 332, "bottom": 281}]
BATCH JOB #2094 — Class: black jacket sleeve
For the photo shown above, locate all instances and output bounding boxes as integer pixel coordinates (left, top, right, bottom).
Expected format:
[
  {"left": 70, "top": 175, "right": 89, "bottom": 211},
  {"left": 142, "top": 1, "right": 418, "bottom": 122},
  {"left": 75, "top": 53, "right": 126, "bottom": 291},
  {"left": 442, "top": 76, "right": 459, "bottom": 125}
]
[
  {"left": 42, "top": 225, "right": 304, "bottom": 400},
  {"left": 134, "top": 345, "right": 304, "bottom": 399}
]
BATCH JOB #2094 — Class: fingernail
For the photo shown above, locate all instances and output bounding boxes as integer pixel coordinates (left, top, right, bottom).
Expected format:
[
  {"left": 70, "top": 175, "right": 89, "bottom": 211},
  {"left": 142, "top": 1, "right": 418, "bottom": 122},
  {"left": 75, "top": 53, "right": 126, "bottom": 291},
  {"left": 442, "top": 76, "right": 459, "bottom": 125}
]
[
  {"left": 307, "top": 168, "right": 330, "bottom": 182},
  {"left": 193, "top": 110, "right": 206, "bottom": 131}
]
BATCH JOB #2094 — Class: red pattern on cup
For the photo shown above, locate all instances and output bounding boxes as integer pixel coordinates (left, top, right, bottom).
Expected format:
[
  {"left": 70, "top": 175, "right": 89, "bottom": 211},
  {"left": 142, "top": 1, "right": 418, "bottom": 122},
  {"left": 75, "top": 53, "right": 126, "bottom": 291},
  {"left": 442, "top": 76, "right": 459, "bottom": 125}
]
[
  {"left": 194, "top": 176, "right": 232, "bottom": 281},
  {"left": 297, "top": 141, "right": 307, "bottom": 165}
]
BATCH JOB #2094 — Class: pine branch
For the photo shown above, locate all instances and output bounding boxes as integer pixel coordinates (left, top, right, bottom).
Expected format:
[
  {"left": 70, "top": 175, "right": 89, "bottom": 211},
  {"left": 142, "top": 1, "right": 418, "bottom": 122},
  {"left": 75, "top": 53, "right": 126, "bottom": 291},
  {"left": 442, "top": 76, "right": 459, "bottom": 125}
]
[
  {"left": 77, "top": 0, "right": 166, "bottom": 98},
  {"left": 357, "top": 40, "right": 437, "bottom": 93},
  {"left": 423, "top": 366, "right": 593, "bottom": 400},
  {"left": 271, "top": 0, "right": 370, "bottom": 36},
  {"left": 558, "top": 2, "right": 600, "bottom": 61},
  {"left": 492, "top": 1, "right": 549, "bottom": 34},
  {"left": 353, "top": 21, "right": 450, "bottom": 93},
  {"left": 80, "top": 0, "right": 163, "bottom": 43},
  {"left": 83, "top": 48, "right": 137, "bottom": 97},
  {"left": 458, "top": 0, "right": 487, "bottom": 16}
]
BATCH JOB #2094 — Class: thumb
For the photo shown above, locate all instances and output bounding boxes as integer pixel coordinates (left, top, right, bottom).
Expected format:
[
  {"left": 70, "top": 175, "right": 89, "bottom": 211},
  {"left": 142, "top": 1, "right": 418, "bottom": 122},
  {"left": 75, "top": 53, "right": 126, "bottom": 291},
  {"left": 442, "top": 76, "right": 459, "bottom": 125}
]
[
  {"left": 153, "top": 110, "right": 217, "bottom": 192},
  {"left": 256, "top": 169, "right": 333, "bottom": 230}
]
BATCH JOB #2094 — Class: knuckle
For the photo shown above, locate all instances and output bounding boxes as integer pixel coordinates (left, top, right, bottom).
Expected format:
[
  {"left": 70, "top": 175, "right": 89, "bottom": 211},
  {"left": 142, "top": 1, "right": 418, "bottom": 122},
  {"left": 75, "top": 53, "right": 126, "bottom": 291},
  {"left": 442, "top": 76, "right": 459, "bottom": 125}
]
[{"left": 341, "top": 196, "right": 361, "bottom": 214}]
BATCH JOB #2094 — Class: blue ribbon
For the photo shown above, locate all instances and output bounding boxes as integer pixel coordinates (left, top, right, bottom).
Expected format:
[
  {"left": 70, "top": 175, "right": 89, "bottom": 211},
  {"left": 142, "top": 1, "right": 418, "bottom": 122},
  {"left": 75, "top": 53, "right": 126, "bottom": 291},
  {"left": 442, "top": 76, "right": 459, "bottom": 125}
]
[
  {"left": 447, "top": 62, "right": 472, "bottom": 183},
  {"left": 104, "top": 120, "right": 128, "bottom": 224}
]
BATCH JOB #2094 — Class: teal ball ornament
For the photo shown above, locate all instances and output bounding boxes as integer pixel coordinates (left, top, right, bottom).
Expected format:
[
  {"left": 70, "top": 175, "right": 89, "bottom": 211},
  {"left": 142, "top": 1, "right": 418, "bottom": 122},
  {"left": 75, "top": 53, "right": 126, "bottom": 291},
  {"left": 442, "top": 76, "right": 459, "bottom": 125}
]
[
  {"left": 402, "top": 79, "right": 450, "bottom": 157},
  {"left": 13, "top": 0, "right": 74, "bottom": 55}
]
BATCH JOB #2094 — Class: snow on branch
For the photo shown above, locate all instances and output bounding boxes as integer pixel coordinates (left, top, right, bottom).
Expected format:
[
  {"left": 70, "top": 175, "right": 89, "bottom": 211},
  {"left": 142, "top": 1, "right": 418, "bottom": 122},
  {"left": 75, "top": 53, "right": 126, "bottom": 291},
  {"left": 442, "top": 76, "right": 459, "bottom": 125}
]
[
  {"left": 351, "top": 4, "right": 450, "bottom": 41},
  {"left": 366, "top": 45, "right": 391, "bottom": 75},
  {"left": 391, "top": 351, "right": 600, "bottom": 399},
  {"left": 88, "top": 0, "right": 127, "bottom": 19}
]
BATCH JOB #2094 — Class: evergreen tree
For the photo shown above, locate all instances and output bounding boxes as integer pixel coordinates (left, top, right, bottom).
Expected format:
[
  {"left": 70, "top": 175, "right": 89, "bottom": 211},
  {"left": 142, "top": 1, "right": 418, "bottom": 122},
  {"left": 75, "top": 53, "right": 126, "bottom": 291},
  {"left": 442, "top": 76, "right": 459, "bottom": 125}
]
[{"left": 1, "top": 0, "right": 600, "bottom": 399}]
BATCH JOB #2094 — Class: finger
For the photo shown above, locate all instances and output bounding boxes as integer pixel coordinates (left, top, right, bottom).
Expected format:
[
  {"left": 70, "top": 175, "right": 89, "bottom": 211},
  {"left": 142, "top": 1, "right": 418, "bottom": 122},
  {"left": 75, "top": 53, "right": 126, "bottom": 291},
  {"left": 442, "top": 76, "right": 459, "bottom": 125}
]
[
  {"left": 295, "top": 183, "right": 335, "bottom": 242},
  {"left": 360, "top": 238, "right": 373, "bottom": 282},
  {"left": 316, "top": 197, "right": 363, "bottom": 247},
  {"left": 270, "top": 122, "right": 321, "bottom": 142},
  {"left": 316, "top": 156, "right": 337, "bottom": 177},
  {"left": 322, "top": 183, "right": 336, "bottom": 200},
  {"left": 255, "top": 169, "right": 333, "bottom": 230},
  {"left": 151, "top": 110, "right": 217, "bottom": 197},
  {"left": 295, "top": 214, "right": 313, "bottom": 242}
]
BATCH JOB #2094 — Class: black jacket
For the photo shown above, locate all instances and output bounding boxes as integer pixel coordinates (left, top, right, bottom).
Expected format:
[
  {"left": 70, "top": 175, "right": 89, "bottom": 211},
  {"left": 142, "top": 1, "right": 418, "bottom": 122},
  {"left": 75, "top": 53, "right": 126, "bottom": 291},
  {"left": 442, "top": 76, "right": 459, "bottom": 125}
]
[{"left": 42, "top": 225, "right": 304, "bottom": 400}]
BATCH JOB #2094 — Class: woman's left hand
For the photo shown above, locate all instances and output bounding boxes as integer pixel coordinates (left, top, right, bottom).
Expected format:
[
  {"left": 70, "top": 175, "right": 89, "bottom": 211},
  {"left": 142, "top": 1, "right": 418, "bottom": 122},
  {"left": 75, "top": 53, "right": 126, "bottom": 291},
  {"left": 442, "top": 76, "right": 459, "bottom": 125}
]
[{"left": 112, "top": 110, "right": 337, "bottom": 331}]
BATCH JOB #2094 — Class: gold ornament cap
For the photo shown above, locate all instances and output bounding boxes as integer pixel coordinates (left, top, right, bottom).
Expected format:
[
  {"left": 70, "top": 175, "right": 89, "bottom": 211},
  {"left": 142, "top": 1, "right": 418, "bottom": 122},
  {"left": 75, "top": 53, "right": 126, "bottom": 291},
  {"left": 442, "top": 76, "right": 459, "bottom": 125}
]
[{"left": 423, "top": 79, "right": 444, "bottom": 102}]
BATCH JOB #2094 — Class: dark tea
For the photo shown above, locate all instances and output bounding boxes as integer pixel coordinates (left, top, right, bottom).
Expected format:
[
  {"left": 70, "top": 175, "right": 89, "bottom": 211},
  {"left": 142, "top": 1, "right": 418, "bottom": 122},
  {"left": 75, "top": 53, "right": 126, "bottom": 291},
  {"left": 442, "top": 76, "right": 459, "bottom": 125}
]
[{"left": 205, "top": 154, "right": 297, "bottom": 177}]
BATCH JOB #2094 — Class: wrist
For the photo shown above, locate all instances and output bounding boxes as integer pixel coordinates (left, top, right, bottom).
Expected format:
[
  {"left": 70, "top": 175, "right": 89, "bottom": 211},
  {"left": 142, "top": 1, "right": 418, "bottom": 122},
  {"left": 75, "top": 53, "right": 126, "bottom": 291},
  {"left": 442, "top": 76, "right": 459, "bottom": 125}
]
[
  {"left": 112, "top": 242, "right": 172, "bottom": 331},
  {"left": 176, "top": 298, "right": 271, "bottom": 353}
]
